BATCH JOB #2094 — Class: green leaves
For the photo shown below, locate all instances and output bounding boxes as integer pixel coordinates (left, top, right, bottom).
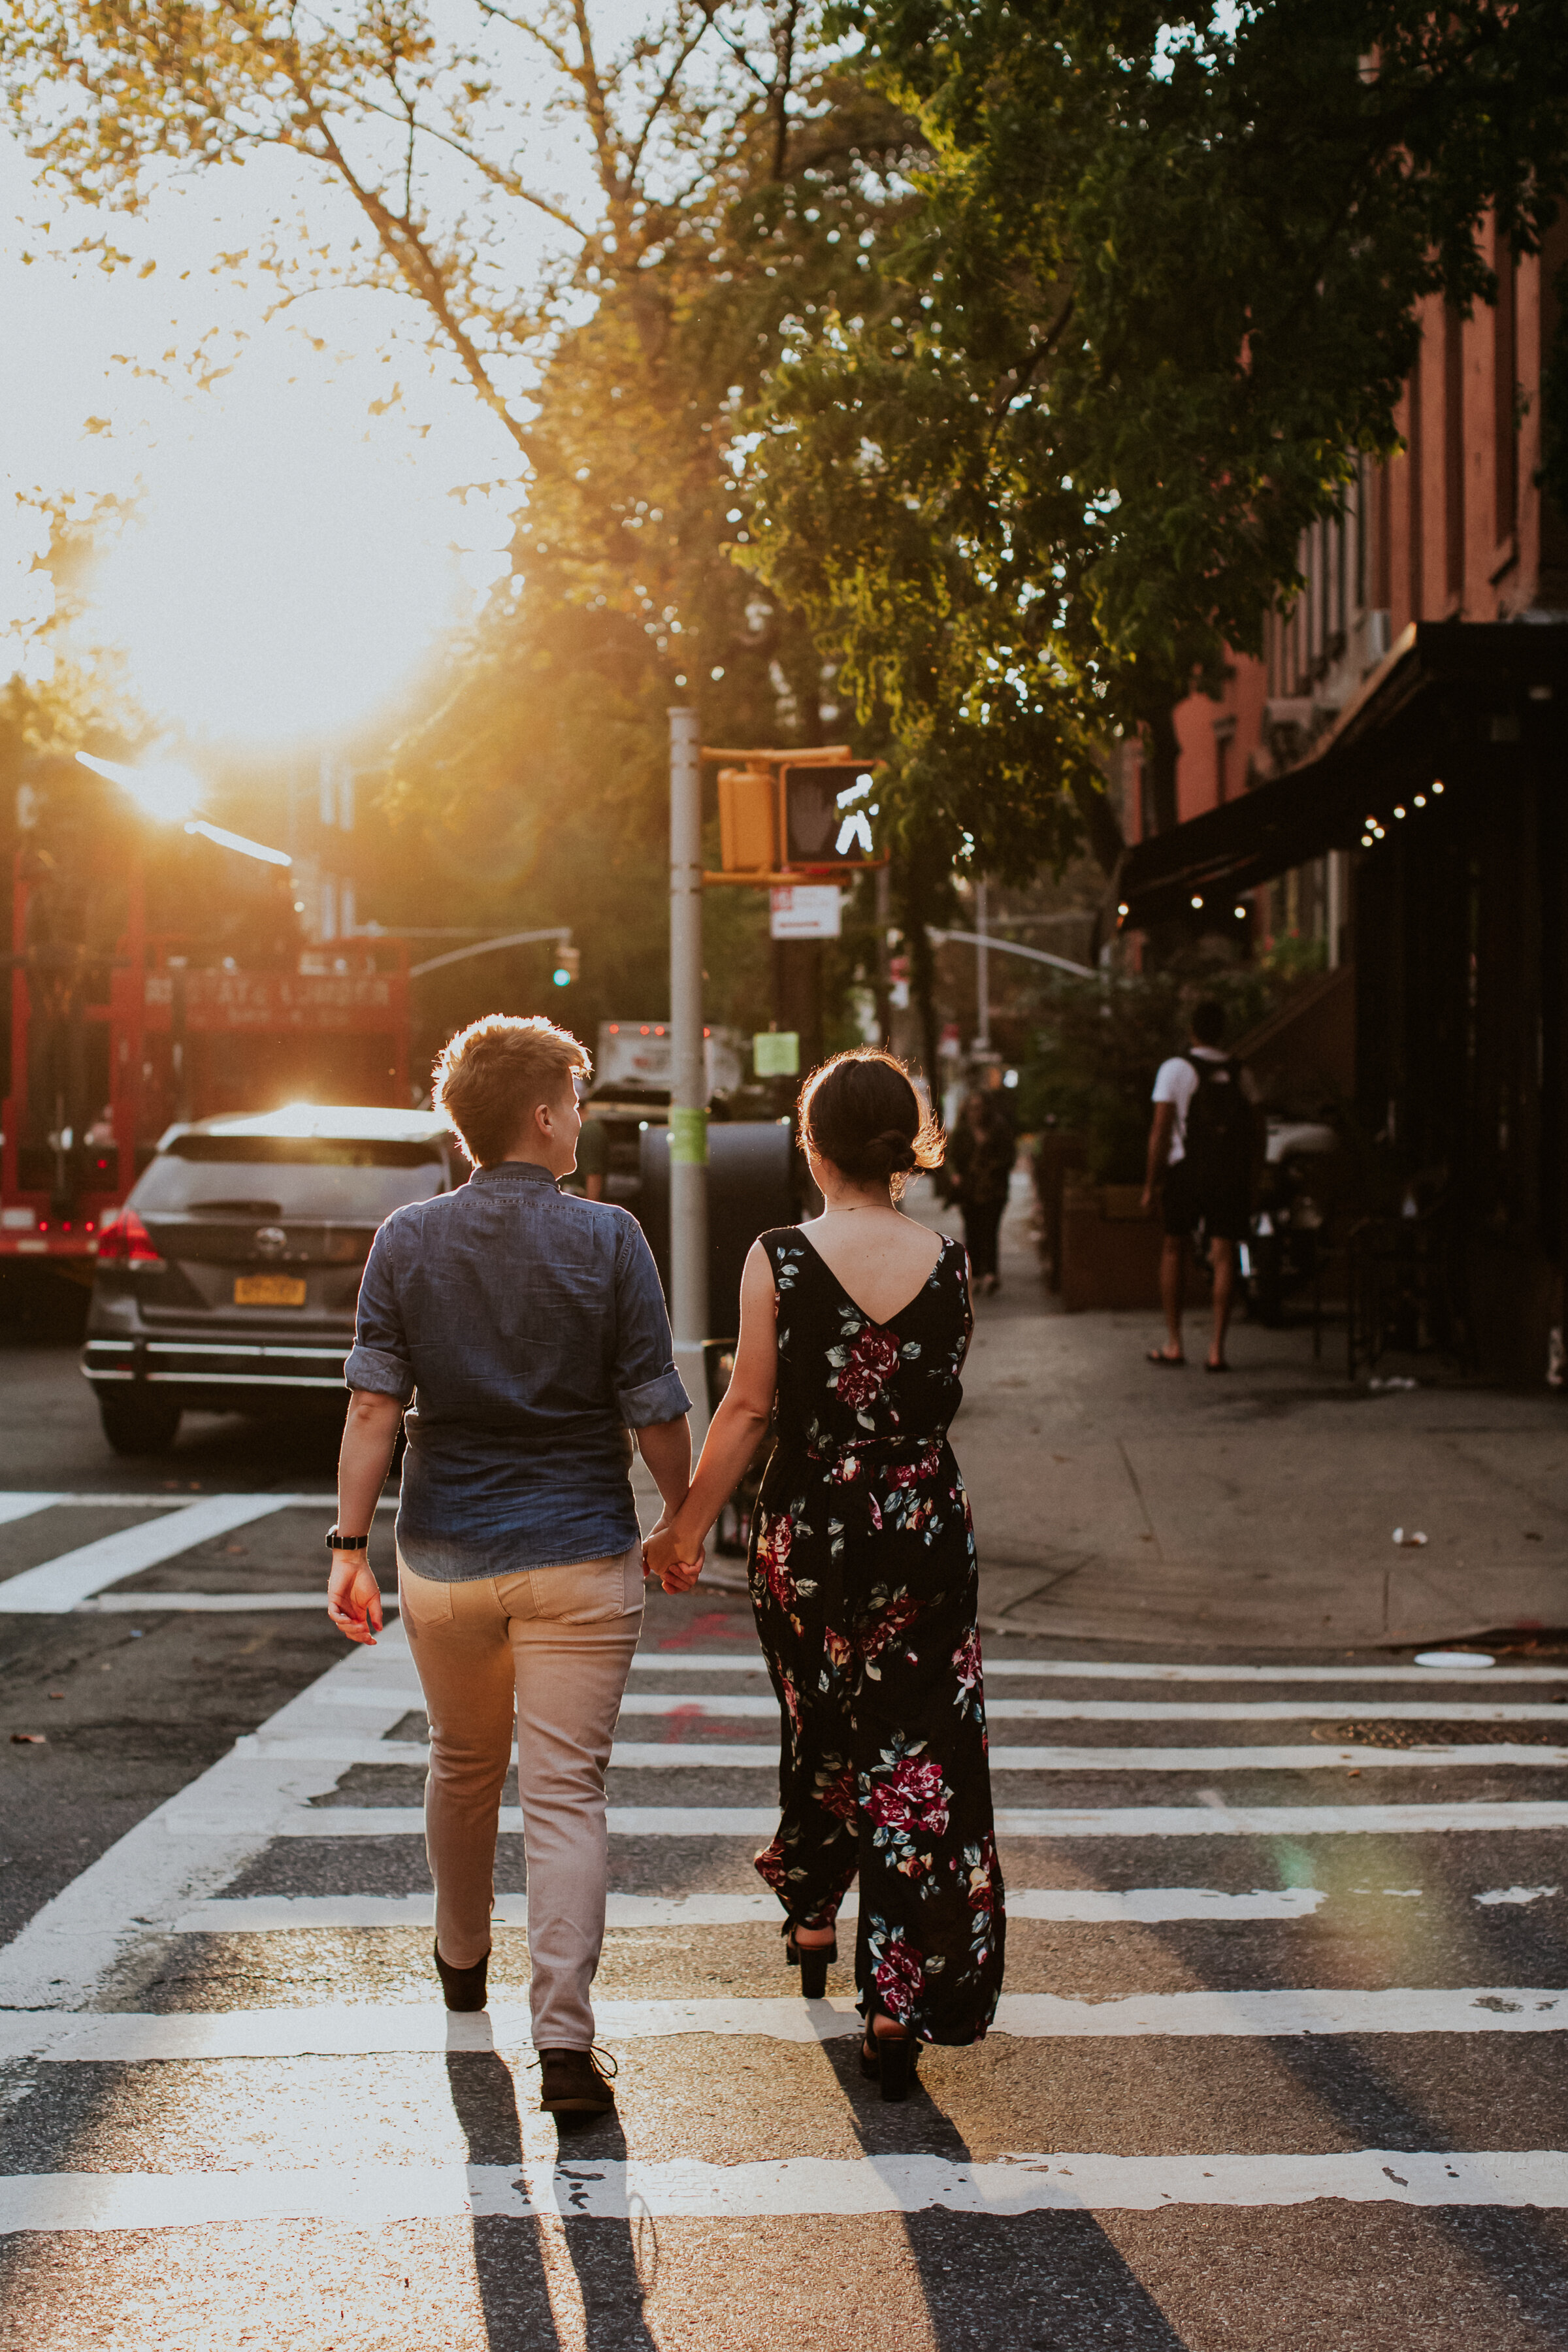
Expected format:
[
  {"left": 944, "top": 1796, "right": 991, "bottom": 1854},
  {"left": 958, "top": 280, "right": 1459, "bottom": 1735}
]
[{"left": 743, "top": 0, "right": 1568, "bottom": 868}]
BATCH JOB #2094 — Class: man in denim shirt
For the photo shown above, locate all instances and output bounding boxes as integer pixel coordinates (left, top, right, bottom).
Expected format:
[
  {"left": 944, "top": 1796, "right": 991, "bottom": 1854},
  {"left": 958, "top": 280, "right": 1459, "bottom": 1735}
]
[{"left": 326, "top": 1013, "right": 693, "bottom": 2117}]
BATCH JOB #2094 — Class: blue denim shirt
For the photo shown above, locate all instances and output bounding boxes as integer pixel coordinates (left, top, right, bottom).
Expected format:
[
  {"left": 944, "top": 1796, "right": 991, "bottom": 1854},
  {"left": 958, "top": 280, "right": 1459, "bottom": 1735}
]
[{"left": 345, "top": 1160, "right": 690, "bottom": 1578}]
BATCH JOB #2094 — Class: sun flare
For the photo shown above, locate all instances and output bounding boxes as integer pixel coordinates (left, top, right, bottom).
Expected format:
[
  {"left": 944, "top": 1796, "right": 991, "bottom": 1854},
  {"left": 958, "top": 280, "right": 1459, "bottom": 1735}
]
[{"left": 84, "top": 351, "right": 512, "bottom": 746}]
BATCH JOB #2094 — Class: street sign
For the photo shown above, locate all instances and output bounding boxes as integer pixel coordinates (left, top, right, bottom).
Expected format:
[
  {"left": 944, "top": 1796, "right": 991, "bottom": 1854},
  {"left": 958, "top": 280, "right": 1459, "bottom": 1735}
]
[
  {"left": 753, "top": 1031, "right": 800, "bottom": 1077},
  {"left": 770, "top": 885, "right": 841, "bottom": 940}
]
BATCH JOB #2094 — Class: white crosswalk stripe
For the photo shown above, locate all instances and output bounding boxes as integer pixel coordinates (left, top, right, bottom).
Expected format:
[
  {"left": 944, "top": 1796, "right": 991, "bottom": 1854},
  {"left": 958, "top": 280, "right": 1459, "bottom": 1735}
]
[
  {"left": 3, "top": 1499, "right": 1565, "bottom": 2293},
  {"left": 243, "top": 1799, "right": 1568, "bottom": 1838},
  {"left": 170, "top": 1886, "right": 1331, "bottom": 1931},
  {"left": 8, "top": 2148, "right": 1565, "bottom": 2232},
  {"left": 615, "top": 1691, "right": 1568, "bottom": 1723},
  {"left": 228, "top": 1733, "right": 1568, "bottom": 1771},
  {"left": 5, "top": 1987, "right": 1564, "bottom": 2066}
]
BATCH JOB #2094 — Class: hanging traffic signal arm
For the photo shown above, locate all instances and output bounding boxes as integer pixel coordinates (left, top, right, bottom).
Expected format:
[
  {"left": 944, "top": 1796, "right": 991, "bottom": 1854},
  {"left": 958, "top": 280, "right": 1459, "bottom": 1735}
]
[{"left": 702, "top": 747, "right": 888, "bottom": 886}]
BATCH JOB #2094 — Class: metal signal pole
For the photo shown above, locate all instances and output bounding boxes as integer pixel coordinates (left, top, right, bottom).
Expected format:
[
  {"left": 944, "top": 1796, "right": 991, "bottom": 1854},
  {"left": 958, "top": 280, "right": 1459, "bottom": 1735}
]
[{"left": 668, "top": 708, "right": 709, "bottom": 1433}]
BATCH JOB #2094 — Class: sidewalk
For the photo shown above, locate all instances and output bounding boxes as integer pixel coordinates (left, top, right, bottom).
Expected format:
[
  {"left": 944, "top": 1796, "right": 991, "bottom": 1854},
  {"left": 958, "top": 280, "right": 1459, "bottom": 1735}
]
[{"left": 933, "top": 1175, "right": 1568, "bottom": 1652}]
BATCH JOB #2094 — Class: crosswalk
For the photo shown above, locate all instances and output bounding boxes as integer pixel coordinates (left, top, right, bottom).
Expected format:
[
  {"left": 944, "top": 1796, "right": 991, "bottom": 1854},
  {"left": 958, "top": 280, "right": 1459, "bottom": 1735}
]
[{"left": 3, "top": 1507, "right": 1567, "bottom": 2340}]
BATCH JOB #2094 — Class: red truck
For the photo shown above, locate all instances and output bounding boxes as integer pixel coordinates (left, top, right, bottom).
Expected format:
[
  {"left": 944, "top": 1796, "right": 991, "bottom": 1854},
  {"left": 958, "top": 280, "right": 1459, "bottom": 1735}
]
[{"left": 2, "top": 850, "right": 412, "bottom": 1279}]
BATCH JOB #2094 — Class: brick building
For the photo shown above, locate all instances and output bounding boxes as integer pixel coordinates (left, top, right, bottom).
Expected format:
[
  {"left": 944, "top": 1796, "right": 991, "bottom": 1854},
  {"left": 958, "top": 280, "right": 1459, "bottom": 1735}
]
[{"left": 1120, "top": 220, "right": 1568, "bottom": 1375}]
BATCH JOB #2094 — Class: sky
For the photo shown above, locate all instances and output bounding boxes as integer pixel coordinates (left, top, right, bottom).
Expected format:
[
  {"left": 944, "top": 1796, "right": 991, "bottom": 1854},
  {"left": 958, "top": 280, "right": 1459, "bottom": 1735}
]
[{"left": 0, "top": 18, "right": 610, "bottom": 754}]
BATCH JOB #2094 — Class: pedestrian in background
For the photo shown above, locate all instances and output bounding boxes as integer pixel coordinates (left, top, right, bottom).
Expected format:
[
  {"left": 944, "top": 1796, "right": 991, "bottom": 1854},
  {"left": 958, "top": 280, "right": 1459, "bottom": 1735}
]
[
  {"left": 1142, "top": 998, "right": 1258, "bottom": 1372},
  {"left": 645, "top": 1049, "right": 1006, "bottom": 2100},
  {"left": 327, "top": 1013, "right": 694, "bottom": 2117},
  {"left": 944, "top": 1088, "right": 1017, "bottom": 1294}
]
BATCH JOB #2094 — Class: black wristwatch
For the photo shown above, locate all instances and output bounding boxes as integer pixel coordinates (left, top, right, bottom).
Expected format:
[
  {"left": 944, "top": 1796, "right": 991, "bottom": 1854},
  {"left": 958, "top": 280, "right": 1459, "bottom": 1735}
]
[{"left": 326, "top": 1528, "right": 370, "bottom": 1551}]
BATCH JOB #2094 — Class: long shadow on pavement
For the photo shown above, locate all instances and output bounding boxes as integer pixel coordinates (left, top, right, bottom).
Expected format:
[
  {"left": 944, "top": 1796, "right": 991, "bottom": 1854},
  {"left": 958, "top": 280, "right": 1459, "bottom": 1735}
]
[
  {"left": 445, "top": 2046, "right": 561, "bottom": 2349},
  {"left": 445, "top": 2047, "right": 657, "bottom": 2351},
  {"left": 822, "top": 2034, "right": 1190, "bottom": 2351}
]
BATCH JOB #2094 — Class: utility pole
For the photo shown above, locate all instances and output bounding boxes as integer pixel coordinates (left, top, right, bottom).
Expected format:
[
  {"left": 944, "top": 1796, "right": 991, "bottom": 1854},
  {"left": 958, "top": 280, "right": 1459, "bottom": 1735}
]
[{"left": 668, "top": 708, "right": 709, "bottom": 1434}]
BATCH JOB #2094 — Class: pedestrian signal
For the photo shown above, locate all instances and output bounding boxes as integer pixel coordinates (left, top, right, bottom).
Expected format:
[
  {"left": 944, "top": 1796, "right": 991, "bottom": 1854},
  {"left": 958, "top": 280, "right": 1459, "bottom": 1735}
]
[
  {"left": 783, "top": 766, "right": 877, "bottom": 866},
  {"left": 706, "top": 747, "right": 885, "bottom": 882}
]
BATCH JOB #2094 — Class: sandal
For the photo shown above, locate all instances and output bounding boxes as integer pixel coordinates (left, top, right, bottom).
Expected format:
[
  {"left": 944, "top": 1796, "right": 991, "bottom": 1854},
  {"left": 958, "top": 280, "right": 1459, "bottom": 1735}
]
[
  {"left": 785, "top": 1923, "right": 837, "bottom": 2001},
  {"left": 1147, "top": 1348, "right": 1186, "bottom": 1367},
  {"left": 860, "top": 2022, "right": 917, "bottom": 2102}
]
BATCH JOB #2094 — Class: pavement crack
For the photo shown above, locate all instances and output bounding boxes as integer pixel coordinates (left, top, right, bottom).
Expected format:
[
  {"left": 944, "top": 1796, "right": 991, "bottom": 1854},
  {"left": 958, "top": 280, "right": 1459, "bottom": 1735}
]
[{"left": 1116, "top": 1439, "right": 1164, "bottom": 1561}]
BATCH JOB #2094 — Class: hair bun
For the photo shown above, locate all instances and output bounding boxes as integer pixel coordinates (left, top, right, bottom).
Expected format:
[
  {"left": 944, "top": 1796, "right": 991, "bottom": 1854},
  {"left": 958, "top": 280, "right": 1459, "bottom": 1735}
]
[
  {"left": 872, "top": 1126, "right": 920, "bottom": 1173},
  {"left": 796, "top": 1047, "right": 945, "bottom": 1194}
]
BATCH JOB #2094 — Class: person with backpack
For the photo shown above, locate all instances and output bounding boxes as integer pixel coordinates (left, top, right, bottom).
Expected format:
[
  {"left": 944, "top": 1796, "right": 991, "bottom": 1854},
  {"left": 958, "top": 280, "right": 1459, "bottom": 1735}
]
[{"left": 1141, "top": 1000, "right": 1258, "bottom": 1372}]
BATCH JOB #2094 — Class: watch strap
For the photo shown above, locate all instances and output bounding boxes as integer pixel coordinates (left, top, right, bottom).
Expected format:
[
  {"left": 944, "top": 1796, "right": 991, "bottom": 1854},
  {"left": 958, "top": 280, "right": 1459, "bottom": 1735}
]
[{"left": 327, "top": 1528, "right": 370, "bottom": 1551}]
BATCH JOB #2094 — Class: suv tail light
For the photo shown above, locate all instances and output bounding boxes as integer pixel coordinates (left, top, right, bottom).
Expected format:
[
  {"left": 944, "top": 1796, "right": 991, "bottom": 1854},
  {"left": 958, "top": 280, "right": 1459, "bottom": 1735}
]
[{"left": 95, "top": 1208, "right": 163, "bottom": 1266}]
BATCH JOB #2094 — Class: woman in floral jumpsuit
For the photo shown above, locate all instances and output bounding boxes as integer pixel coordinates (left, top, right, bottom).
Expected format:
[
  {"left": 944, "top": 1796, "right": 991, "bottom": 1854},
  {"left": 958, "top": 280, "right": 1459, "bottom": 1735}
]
[{"left": 644, "top": 1050, "right": 1005, "bottom": 2095}]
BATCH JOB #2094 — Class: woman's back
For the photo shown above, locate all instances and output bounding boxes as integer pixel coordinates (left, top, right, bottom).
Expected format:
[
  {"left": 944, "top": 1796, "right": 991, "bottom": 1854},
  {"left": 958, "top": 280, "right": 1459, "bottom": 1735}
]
[
  {"left": 792, "top": 1210, "right": 943, "bottom": 1326},
  {"left": 761, "top": 1221, "right": 971, "bottom": 1461}
]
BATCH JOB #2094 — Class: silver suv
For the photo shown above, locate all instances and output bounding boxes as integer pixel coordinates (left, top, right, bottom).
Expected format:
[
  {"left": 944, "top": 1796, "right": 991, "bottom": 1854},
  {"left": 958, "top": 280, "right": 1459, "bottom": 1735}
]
[{"left": 82, "top": 1105, "right": 457, "bottom": 1455}]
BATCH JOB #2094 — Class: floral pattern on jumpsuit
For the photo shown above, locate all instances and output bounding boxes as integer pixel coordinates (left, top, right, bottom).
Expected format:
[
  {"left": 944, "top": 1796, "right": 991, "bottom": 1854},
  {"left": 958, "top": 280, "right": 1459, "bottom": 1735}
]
[{"left": 748, "top": 1226, "right": 1005, "bottom": 2044}]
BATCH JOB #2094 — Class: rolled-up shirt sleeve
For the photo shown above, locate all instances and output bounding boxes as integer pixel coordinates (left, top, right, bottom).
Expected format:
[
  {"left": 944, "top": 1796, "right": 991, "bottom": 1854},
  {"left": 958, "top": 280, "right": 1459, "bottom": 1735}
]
[
  {"left": 344, "top": 1223, "right": 416, "bottom": 1404},
  {"left": 613, "top": 1218, "right": 692, "bottom": 1427}
]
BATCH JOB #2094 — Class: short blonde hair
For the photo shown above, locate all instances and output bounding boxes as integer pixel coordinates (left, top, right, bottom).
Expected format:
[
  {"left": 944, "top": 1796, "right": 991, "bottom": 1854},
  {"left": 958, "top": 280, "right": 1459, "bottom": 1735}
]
[{"left": 433, "top": 1013, "right": 590, "bottom": 1168}]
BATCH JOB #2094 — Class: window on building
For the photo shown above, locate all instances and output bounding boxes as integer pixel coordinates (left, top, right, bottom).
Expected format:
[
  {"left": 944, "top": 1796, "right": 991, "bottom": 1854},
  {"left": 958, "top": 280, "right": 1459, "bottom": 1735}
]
[
  {"left": 1444, "top": 302, "right": 1465, "bottom": 604},
  {"left": 1334, "top": 507, "right": 1347, "bottom": 642},
  {"left": 1374, "top": 457, "right": 1391, "bottom": 614},
  {"left": 1494, "top": 223, "right": 1518, "bottom": 547},
  {"left": 1406, "top": 354, "right": 1424, "bottom": 618},
  {"left": 1214, "top": 719, "right": 1235, "bottom": 806}
]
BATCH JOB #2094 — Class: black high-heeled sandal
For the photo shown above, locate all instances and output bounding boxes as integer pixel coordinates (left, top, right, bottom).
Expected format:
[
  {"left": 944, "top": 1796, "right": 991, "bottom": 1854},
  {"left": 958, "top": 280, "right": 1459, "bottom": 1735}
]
[
  {"left": 784, "top": 1923, "right": 837, "bottom": 2001},
  {"left": 860, "top": 2019, "right": 917, "bottom": 2102}
]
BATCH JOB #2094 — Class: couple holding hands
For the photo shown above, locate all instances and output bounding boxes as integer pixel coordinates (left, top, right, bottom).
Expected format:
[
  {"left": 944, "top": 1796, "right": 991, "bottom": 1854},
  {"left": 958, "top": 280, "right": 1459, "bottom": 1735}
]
[{"left": 328, "top": 1017, "right": 1004, "bottom": 2114}]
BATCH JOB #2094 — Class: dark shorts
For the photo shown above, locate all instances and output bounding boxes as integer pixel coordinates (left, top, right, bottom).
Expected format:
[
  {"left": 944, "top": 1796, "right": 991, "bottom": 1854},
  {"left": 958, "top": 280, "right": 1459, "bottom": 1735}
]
[{"left": 1162, "top": 1158, "right": 1248, "bottom": 1244}]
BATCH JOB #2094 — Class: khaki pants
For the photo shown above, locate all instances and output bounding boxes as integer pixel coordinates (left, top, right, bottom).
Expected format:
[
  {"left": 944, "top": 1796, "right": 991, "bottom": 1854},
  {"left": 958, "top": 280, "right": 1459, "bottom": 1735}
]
[{"left": 397, "top": 1545, "right": 644, "bottom": 2050}]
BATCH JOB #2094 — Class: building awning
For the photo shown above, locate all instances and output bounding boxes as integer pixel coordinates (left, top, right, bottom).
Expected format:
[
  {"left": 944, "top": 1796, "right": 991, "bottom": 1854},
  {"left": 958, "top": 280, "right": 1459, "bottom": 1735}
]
[{"left": 1118, "top": 619, "right": 1568, "bottom": 932}]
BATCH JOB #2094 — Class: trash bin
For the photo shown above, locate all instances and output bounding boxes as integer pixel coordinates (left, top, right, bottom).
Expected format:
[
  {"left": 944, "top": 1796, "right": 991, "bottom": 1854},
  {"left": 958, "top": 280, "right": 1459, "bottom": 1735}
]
[{"left": 637, "top": 1120, "right": 796, "bottom": 1341}]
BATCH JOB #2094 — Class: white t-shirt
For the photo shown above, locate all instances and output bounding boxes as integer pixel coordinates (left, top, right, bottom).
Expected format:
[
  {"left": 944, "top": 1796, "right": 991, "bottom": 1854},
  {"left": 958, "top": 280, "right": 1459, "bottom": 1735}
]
[{"left": 1152, "top": 1047, "right": 1258, "bottom": 1164}]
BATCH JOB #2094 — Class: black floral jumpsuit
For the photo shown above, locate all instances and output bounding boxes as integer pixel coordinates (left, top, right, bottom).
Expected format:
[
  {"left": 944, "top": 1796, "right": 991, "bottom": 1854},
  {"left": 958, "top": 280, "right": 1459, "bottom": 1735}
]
[{"left": 747, "top": 1227, "right": 1005, "bottom": 2044}]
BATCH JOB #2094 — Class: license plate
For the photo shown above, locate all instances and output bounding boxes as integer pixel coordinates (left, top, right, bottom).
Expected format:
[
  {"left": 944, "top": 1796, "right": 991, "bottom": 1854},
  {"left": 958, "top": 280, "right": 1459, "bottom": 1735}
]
[{"left": 234, "top": 1274, "right": 307, "bottom": 1307}]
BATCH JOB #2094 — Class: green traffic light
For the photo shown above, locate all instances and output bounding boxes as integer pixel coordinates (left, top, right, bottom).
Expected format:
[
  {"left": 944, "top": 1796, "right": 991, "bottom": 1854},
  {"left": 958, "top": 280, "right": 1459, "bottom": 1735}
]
[{"left": 552, "top": 967, "right": 572, "bottom": 987}]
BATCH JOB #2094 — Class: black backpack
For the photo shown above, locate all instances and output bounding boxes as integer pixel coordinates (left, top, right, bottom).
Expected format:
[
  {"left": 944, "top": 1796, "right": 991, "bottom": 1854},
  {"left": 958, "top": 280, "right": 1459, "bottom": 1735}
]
[{"left": 1182, "top": 1056, "right": 1251, "bottom": 1189}]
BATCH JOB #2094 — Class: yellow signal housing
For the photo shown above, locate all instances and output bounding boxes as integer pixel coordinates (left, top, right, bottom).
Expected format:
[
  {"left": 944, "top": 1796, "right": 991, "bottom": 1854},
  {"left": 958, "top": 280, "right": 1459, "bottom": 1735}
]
[{"left": 717, "top": 766, "right": 776, "bottom": 873}]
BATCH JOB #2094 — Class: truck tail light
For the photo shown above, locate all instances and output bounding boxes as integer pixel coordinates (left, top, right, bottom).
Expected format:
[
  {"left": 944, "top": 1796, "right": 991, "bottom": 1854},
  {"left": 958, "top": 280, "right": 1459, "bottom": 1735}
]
[{"left": 95, "top": 1208, "right": 163, "bottom": 1266}]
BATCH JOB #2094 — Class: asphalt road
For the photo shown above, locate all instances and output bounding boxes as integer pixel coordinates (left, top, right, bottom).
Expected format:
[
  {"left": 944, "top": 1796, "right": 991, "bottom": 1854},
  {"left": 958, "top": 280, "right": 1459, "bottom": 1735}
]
[{"left": 3, "top": 1340, "right": 1568, "bottom": 2349}]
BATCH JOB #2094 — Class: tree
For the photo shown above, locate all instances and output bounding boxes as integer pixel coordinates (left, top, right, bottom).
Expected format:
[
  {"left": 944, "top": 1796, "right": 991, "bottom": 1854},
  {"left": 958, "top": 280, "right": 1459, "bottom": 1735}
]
[
  {"left": 741, "top": 0, "right": 1568, "bottom": 866},
  {"left": 4, "top": 0, "right": 945, "bottom": 1041}
]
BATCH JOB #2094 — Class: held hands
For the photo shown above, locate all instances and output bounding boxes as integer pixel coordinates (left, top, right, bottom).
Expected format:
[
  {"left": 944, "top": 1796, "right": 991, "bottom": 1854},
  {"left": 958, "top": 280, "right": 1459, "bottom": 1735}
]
[
  {"left": 327, "top": 1552, "right": 384, "bottom": 1646},
  {"left": 643, "top": 1516, "right": 706, "bottom": 1596}
]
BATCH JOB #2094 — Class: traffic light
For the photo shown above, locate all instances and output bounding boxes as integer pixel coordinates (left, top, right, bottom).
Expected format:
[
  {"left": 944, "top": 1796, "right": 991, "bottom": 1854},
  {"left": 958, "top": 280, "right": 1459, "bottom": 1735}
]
[
  {"left": 553, "top": 945, "right": 580, "bottom": 987},
  {"left": 708, "top": 749, "right": 883, "bottom": 878},
  {"left": 717, "top": 766, "right": 774, "bottom": 873}
]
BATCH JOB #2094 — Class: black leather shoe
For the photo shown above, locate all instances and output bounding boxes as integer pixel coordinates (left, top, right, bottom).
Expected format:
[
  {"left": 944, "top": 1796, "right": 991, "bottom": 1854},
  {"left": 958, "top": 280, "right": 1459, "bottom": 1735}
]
[
  {"left": 433, "top": 1938, "right": 490, "bottom": 2012},
  {"left": 539, "top": 2047, "right": 617, "bottom": 2114}
]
